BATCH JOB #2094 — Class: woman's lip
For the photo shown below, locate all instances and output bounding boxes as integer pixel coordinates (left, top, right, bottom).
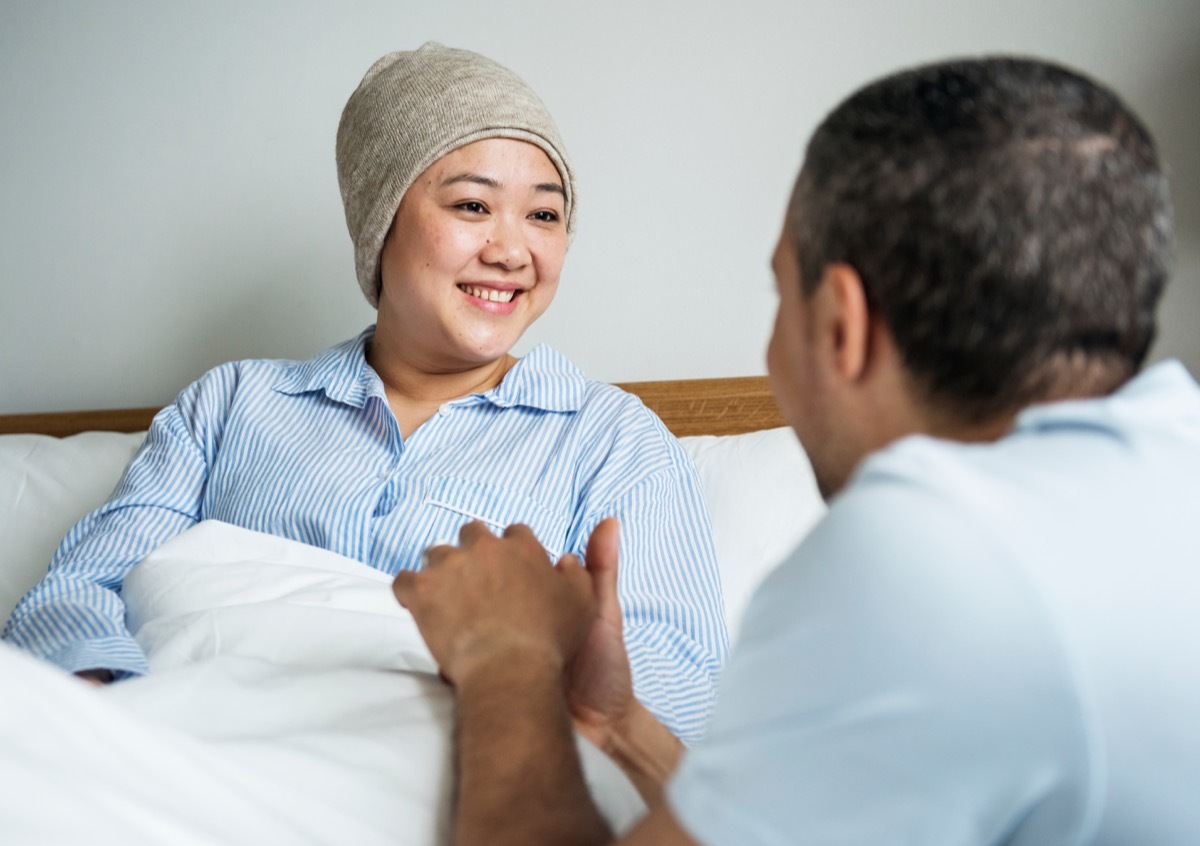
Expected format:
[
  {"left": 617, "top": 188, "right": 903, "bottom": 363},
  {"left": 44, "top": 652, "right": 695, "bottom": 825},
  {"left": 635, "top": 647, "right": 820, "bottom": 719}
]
[
  {"left": 458, "top": 283, "right": 522, "bottom": 315},
  {"left": 457, "top": 281, "right": 523, "bottom": 293}
]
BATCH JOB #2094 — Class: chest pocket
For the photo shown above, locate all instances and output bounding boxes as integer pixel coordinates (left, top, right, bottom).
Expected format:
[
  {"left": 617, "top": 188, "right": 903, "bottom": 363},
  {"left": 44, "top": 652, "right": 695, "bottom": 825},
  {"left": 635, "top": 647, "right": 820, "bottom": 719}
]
[{"left": 423, "top": 476, "right": 571, "bottom": 560}]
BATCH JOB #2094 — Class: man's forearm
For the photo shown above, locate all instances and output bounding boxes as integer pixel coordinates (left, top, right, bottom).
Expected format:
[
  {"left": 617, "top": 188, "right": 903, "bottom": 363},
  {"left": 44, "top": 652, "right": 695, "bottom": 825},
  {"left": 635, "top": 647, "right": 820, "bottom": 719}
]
[{"left": 453, "top": 655, "right": 613, "bottom": 846}]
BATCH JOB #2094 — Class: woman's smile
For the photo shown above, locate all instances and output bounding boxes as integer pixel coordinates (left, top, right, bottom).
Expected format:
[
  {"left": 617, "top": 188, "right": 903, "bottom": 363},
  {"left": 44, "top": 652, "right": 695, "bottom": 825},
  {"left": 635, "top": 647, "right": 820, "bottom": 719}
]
[{"left": 371, "top": 137, "right": 568, "bottom": 371}]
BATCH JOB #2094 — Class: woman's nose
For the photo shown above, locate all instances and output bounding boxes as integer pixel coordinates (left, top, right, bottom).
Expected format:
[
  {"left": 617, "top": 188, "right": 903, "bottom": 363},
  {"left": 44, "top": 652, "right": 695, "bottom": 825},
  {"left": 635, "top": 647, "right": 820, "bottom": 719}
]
[{"left": 479, "top": 218, "right": 531, "bottom": 270}]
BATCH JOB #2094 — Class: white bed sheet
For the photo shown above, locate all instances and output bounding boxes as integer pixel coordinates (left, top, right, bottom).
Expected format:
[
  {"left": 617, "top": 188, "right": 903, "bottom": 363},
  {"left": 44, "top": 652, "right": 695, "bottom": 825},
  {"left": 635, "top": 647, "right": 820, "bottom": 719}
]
[{"left": 0, "top": 521, "right": 645, "bottom": 844}]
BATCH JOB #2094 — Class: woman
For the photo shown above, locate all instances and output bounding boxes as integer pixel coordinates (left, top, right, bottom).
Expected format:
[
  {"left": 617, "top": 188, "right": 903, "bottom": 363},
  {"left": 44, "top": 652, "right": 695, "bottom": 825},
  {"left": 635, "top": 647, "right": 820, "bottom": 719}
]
[{"left": 2, "top": 43, "right": 727, "bottom": 743}]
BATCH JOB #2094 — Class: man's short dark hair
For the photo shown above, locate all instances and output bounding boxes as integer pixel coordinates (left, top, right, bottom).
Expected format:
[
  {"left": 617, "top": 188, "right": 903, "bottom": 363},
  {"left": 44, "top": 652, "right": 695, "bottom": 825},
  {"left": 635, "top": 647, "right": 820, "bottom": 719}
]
[{"left": 789, "top": 57, "right": 1174, "bottom": 423}]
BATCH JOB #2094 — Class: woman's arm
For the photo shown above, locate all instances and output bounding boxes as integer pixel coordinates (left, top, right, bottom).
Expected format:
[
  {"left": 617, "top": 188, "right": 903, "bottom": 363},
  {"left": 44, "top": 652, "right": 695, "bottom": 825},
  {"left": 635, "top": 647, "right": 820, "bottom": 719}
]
[
  {"left": 1, "top": 374, "right": 225, "bottom": 678},
  {"left": 577, "top": 442, "right": 729, "bottom": 744},
  {"left": 564, "top": 519, "right": 686, "bottom": 808}
]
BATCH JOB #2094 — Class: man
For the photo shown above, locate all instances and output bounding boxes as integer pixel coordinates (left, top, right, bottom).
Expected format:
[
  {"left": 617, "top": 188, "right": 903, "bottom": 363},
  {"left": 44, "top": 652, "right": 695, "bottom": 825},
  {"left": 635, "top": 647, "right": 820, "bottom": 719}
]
[{"left": 394, "top": 57, "right": 1200, "bottom": 845}]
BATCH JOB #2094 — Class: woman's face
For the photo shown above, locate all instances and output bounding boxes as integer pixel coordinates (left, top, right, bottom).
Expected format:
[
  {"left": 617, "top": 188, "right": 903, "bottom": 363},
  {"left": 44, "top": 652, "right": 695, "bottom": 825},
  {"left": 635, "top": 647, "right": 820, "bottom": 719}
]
[{"left": 375, "top": 137, "right": 568, "bottom": 372}]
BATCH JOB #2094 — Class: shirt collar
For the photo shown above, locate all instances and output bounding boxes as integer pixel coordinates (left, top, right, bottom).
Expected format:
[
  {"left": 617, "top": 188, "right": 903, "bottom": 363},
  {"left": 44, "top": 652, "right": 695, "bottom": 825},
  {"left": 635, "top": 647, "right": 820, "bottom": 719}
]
[
  {"left": 474, "top": 344, "right": 587, "bottom": 412},
  {"left": 273, "top": 326, "right": 382, "bottom": 408},
  {"left": 272, "top": 328, "right": 586, "bottom": 413},
  {"left": 1013, "top": 359, "right": 1200, "bottom": 435}
]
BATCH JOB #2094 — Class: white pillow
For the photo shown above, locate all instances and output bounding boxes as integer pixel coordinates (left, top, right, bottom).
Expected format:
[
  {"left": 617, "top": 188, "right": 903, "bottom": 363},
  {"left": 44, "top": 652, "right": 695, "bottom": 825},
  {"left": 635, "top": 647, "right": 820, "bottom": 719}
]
[
  {"left": 0, "top": 432, "right": 145, "bottom": 624},
  {"left": 680, "top": 427, "right": 824, "bottom": 641},
  {"left": 0, "top": 426, "right": 825, "bottom": 643}
]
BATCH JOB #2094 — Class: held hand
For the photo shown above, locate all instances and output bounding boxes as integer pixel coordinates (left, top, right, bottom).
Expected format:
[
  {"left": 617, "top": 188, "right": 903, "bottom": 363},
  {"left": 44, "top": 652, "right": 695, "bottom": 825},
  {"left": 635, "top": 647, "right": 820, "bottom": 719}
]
[
  {"left": 565, "top": 518, "right": 637, "bottom": 749},
  {"left": 393, "top": 522, "right": 597, "bottom": 686},
  {"left": 566, "top": 521, "right": 684, "bottom": 809}
]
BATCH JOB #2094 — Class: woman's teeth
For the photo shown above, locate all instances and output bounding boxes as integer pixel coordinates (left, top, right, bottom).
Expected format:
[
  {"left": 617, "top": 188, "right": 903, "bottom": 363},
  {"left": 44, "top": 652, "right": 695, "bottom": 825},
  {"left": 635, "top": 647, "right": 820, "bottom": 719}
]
[{"left": 458, "top": 284, "right": 515, "bottom": 303}]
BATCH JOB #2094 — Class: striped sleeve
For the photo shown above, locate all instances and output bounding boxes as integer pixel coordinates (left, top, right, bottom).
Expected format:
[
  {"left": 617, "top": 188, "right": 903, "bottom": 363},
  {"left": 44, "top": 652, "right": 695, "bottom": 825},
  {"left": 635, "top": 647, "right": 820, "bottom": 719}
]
[
  {"left": 576, "top": 423, "right": 729, "bottom": 744},
  {"left": 1, "top": 374, "right": 224, "bottom": 678}
]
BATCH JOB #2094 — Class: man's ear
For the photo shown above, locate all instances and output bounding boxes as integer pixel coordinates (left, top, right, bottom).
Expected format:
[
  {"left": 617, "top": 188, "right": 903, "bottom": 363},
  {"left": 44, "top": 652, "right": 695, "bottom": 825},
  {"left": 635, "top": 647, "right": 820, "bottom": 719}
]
[{"left": 815, "top": 262, "right": 871, "bottom": 382}]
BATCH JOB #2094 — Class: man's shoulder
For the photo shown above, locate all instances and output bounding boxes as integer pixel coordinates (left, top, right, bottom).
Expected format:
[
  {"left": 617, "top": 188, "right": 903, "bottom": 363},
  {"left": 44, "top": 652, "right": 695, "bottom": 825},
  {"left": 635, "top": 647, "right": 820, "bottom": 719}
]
[
  {"left": 764, "top": 377, "right": 1200, "bottom": 672},
  {"left": 744, "top": 434, "right": 1058, "bottom": 651},
  {"left": 849, "top": 366, "right": 1200, "bottom": 527}
]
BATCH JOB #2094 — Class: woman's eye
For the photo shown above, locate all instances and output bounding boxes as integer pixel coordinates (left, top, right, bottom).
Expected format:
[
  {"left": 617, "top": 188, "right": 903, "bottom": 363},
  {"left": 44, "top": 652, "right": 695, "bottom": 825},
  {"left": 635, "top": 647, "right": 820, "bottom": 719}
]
[
  {"left": 456, "top": 201, "right": 487, "bottom": 214},
  {"left": 529, "top": 210, "right": 560, "bottom": 223}
]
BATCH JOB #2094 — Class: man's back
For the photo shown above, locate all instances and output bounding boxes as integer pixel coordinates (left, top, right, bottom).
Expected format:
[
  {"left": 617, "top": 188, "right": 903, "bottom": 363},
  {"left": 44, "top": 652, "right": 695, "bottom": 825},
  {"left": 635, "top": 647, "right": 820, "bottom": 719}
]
[
  {"left": 669, "top": 361, "right": 1200, "bottom": 844},
  {"left": 966, "top": 360, "right": 1200, "bottom": 843}
]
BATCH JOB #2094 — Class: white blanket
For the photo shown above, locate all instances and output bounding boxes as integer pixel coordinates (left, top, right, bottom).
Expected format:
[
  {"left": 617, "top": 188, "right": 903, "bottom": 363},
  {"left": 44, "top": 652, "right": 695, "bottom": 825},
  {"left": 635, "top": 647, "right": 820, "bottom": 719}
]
[{"left": 0, "top": 521, "right": 645, "bottom": 844}]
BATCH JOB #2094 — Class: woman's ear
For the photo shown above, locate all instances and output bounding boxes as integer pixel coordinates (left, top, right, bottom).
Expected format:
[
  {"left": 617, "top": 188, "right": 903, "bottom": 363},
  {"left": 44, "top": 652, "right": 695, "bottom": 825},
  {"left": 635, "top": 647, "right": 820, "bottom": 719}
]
[{"left": 814, "top": 262, "right": 871, "bottom": 382}]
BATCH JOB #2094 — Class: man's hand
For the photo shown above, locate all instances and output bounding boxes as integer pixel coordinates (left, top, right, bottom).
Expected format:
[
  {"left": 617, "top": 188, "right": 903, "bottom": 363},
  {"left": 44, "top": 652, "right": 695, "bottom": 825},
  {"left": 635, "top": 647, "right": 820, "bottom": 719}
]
[
  {"left": 397, "top": 523, "right": 618, "bottom": 846},
  {"left": 566, "top": 518, "right": 636, "bottom": 748},
  {"left": 393, "top": 522, "right": 597, "bottom": 686}
]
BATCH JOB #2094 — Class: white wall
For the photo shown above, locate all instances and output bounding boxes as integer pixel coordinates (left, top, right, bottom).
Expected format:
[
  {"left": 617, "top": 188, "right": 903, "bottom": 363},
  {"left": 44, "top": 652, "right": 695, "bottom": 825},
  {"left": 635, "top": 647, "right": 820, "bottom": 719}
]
[{"left": 2, "top": 0, "right": 1197, "bottom": 414}]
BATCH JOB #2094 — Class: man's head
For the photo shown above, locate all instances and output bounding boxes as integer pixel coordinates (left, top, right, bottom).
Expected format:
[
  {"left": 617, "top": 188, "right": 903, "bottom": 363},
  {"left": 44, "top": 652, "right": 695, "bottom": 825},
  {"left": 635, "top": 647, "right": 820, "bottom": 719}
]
[{"left": 770, "top": 56, "right": 1175, "bottom": 496}]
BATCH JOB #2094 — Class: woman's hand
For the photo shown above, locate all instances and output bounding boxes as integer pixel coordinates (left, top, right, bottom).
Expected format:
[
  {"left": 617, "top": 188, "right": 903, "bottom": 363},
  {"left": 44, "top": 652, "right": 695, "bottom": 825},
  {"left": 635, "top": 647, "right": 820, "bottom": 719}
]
[
  {"left": 565, "top": 519, "right": 637, "bottom": 749},
  {"left": 566, "top": 519, "right": 684, "bottom": 807}
]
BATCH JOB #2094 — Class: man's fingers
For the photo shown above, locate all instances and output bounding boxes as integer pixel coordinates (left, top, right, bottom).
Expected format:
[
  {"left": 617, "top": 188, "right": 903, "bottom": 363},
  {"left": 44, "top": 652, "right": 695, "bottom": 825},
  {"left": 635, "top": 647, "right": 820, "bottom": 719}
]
[
  {"left": 418, "top": 540, "right": 457, "bottom": 571},
  {"left": 456, "top": 520, "right": 494, "bottom": 545},
  {"left": 501, "top": 522, "right": 540, "bottom": 544},
  {"left": 559, "top": 555, "right": 599, "bottom": 606},
  {"left": 555, "top": 552, "right": 588, "bottom": 584},
  {"left": 425, "top": 523, "right": 546, "bottom": 568},
  {"left": 392, "top": 570, "right": 418, "bottom": 607}
]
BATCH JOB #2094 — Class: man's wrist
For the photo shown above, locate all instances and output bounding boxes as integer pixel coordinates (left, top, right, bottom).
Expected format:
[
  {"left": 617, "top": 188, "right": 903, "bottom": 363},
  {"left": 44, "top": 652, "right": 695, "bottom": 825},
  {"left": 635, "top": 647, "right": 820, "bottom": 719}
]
[
  {"left": 455, "top": 643, "right": 564, "bottom": 697},
  {"left": 450, "top": 637, "right": 612, "bottom": 846}
]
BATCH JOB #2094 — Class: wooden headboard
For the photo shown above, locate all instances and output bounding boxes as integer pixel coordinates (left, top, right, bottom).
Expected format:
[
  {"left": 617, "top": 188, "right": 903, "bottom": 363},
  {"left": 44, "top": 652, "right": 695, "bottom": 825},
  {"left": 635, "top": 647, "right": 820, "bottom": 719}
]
[{"left": 0, "top": 376, "right": 784, "bottom": 439}]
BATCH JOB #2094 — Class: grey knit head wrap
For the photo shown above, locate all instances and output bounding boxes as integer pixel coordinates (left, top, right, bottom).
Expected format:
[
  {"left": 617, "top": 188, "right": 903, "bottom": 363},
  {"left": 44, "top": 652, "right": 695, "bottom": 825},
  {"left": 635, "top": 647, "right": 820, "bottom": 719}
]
[{"left": 336, "top": 42, "right": 576, "bottom": 308}]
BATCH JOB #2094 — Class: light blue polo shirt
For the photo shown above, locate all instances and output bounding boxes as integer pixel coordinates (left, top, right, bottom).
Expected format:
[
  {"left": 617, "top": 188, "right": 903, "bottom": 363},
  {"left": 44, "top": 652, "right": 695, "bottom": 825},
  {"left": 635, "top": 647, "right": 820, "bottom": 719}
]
[{"left": 670, "top": 361, "right": 1200, "bottom": 845}]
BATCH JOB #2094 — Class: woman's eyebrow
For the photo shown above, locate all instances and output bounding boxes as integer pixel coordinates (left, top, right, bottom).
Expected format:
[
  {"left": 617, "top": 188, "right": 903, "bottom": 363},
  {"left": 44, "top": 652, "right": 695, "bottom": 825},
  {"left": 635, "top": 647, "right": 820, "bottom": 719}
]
[
  {"left": 441, "top": 173, "right": 565, "bottom": 198},
  {"left": 442, "top": 173, "right": 499, "bottom": 189}
]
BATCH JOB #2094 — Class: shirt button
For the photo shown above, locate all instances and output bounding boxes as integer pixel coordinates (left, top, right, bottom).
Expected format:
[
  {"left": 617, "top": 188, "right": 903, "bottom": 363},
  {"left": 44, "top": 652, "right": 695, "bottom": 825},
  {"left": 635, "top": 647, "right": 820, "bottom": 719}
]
[{"left": 438, "top": 405, "right": 451, "bottom": 417}]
